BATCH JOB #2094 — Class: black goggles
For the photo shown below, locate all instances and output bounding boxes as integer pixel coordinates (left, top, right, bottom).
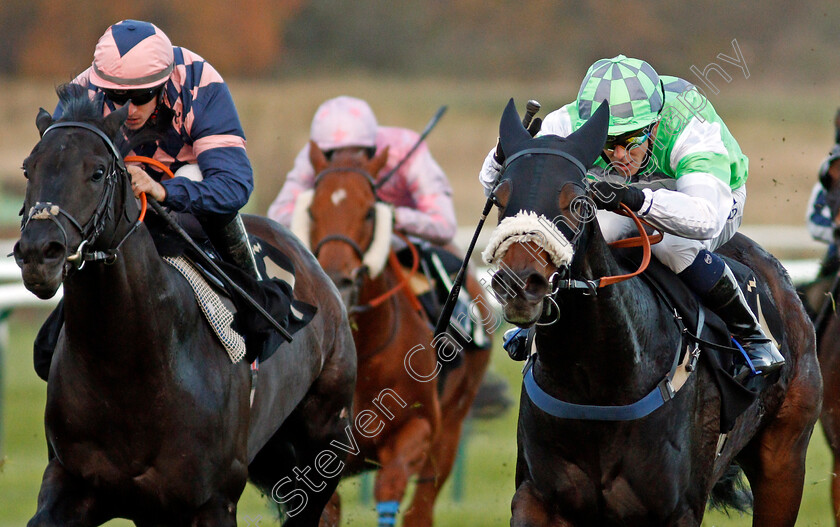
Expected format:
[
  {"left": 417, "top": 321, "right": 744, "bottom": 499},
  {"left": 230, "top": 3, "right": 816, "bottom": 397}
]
[
  {"left": 604, "top": 126, "right": 654, "bottom": 152},
  {"left": 102, "top": 86, "right": 161, "bottom": 106}
]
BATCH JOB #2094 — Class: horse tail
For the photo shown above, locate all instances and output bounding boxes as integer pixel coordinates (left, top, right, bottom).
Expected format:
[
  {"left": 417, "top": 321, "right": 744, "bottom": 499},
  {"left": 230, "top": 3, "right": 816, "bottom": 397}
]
[{"left": 708, "top": 464, "right": 753, "bottom": 515}]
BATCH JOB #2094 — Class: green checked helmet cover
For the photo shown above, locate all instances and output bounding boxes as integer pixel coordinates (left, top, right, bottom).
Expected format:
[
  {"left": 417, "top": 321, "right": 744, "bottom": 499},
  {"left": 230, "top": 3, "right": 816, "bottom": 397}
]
[{"left": 574, "top": 55, "right": 663, "bottom": 135}]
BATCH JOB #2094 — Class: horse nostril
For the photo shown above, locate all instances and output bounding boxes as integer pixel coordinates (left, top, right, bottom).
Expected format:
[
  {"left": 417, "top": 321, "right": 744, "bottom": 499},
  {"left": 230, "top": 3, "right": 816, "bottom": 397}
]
[
  {"left": 12, "top": 241, "right": 24, "bottom": 267},
  {"left": 523, "top": 272, "right": 550, "bottom": 298},
  {"left": 43, "top": 241, "right": 66, "bottom": 262}
]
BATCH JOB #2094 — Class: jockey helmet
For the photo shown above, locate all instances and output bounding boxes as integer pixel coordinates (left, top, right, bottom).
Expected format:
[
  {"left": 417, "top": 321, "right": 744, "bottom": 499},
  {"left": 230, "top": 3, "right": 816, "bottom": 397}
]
[
  {"left": 574, "top": 55, "right": 663, "bottom": 136},
  {"left": 310, "top": 96, "right": 378, "bottom": 151},
  {"left": 90, "top": 20, "right": 174, "bottom": 91}
]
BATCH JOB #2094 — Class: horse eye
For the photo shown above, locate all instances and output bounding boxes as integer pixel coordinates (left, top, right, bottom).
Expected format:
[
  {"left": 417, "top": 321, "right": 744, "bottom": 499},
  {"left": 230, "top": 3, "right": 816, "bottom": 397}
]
[
  {"left": 21, "top": 167, "right": 29, "bottom": 179},
  {"left": 365, "top": 207, "right": 375, "bottom": 221},
  {"left": 92, "top": 167, "right": 106, "bottom": 181}
]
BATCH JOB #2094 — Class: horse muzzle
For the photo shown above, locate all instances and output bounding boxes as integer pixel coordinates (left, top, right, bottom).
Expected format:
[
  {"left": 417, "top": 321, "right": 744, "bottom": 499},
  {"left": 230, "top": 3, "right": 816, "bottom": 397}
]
[
  {"left": 491, "top": 266, "right": 550, "bottom": 326},
  {"left": 13, "top": 227, "right": 69, "bottom": 299}
]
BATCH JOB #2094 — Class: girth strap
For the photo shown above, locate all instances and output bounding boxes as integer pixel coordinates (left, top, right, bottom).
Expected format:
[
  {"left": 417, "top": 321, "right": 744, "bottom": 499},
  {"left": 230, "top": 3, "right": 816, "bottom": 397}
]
[{"left": 523, "top": 271, "right": 707, "bottom": 421}]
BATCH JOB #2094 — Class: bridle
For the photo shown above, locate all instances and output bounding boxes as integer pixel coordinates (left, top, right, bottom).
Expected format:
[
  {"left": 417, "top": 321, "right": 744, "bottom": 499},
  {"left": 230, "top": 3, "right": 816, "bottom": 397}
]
[
  {"left": 310, "top": 165, "right": 378, "bottom": 306},
  {"left": 21, "top": 121, "right": 144, "bottom": 276},
  {"left": 493, "top": 147, "right": 662, "bottom": 325},
  {"left": 310, "top": 165, "right": 422, "bottom": 316}
]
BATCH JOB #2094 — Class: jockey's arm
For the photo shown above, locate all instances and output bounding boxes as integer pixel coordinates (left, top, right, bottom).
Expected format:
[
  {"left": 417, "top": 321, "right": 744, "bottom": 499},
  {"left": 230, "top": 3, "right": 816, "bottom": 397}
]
[
  {"left": 159, "top": 77, "right": 253, "bottom": 216},
  {"left": 636, "top": 172, "right": 732, "bottom": 240},
  {"left": 394, "top": 145, "right": 457, "bottom": 245},
  {"left": 267, "top": 145, "right": 316, "bottom": 226},
  {"left": 806, "top": 182, "right": 834, "bottom": 244}
]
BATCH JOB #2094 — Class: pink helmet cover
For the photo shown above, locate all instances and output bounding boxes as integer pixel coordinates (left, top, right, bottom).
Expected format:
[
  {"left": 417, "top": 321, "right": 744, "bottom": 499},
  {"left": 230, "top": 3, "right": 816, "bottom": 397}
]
[
  {"left": 310, "top": 96, "right": 379, "bottom": 150},
  {"left": 90, "top": 20, "right": 174, "bottom": 90}
]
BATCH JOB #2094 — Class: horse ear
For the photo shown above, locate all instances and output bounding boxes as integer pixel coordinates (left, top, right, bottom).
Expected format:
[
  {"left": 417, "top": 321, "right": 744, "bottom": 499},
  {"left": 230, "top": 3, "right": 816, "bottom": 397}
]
[
  {"left": 102, "top": 106, "right": 129, "bottom": 140},
  {"left": 36, "top": 108, "right": 53, "bottom": 137},
  {"left": 499, "top": 98, "right": 531, "bottom": 159},
  {"left": 564, "top": 102, "right": 610, "bottom": 167},
  {"left": 369, "top": 145, "right": 390, "bottom": 178},
  {"left": 309, "top": 140, "right": 329, "bottom": 172}
]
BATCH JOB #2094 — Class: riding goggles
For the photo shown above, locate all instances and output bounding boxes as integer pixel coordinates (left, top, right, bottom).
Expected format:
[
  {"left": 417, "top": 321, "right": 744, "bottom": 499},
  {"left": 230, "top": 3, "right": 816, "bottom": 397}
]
[
  {"left": 102, "top": 85, "right": 161, "bottom": 106},
  {"left": 603, "top": 126, "right": 654, "bottom": 152}
]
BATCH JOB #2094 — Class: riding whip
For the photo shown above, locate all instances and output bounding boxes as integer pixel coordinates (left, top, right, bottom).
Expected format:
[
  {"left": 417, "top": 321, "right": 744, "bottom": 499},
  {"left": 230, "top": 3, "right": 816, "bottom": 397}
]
[
  {"left": 433, "top": 100, "right": 541, "bottom": 340},
  {"left": 147, "top": 199, "right": 293, "bottom": 343},
  {"left": 374, "top": 105, "right": 448, "bottom": 190}
]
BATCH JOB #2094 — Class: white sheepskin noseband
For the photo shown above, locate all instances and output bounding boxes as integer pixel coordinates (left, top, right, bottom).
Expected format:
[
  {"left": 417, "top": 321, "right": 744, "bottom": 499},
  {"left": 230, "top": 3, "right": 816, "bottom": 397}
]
[{"left": 482, "top": 211, "right": 574, "bottom": 267}]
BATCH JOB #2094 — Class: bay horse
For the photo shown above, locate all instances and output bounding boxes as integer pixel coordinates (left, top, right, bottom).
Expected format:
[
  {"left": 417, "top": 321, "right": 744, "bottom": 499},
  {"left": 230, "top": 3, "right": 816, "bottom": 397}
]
[
  {"left": 13, "top": 86, "right": 356, "bottom": 526},
  {"left": 484, "top": 99, "right": 821, "bottom": 526},
  {"left": 290, "top": 142, "right": 493, "bottom": 526}
]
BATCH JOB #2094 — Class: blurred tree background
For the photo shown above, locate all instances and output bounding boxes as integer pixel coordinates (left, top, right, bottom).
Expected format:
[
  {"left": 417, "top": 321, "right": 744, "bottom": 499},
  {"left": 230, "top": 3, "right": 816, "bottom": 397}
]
[{"left": 1, "top": 0, "right": 838, "bottom": 82}]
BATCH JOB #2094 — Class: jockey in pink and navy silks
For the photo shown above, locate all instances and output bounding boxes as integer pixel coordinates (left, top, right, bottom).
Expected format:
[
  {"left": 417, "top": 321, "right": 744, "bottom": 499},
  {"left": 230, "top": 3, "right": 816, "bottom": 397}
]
[
  {"left": 268, "top": 96, "right": 457, "bottom": 245},
  {"left": 55, "top": 19, "right": 259, "bottom": 278}
]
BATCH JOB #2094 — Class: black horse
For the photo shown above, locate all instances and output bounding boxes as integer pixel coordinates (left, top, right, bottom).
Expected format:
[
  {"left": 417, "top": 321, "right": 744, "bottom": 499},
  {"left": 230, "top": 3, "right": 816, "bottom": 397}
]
[
  {"left": 484, "top": 99, "right": 821, "bottom": 526},
  {"left": 13, "top": 86, "right": 356, "bottom": 526},
  {"left": 810, "top": 169, "right": 840, "bottom": 523}
]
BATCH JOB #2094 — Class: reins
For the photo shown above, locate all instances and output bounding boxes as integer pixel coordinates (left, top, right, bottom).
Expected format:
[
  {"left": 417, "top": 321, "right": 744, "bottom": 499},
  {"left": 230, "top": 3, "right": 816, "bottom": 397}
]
[
  {"left": 549, "top": 203, "right": 662, "bottom": 295},
  {"left": 599, "top": 204, "right": 661, "bottom": 287},
  {"left": 356, "top": 232, "right": 423, "bottom": 312}
]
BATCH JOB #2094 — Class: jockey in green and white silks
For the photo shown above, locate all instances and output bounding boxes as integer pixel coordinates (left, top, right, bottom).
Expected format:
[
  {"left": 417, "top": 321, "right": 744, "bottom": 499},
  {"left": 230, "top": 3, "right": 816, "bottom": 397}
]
[{"left": 480, "top": 55, "right": 784, "bottom": 379}]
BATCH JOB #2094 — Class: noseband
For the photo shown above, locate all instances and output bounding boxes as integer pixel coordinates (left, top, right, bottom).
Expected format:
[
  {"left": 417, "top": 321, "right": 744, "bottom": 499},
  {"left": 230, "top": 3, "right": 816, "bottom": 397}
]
[{"left": 22, "top": 121, "right": 140, "bottom": 274}]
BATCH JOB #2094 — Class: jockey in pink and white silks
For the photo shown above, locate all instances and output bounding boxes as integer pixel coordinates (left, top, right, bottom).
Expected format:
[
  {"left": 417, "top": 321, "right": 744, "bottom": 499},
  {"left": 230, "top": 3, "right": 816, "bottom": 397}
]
[
  {"left": 268, "top": 96, "right": 457, "bottom": 246},
  {"left": 480, "top": 55, "right": 784, "bottom": 379}
]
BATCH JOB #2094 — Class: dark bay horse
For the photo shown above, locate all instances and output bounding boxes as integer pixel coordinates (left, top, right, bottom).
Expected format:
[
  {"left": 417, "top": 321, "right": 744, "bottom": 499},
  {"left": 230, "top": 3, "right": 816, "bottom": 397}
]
[
  {"left": 13, "top": 87, "right": 356, "bottom": 526},
  {"left": 484, "top": 99, "right": 821, "bottom": 526},
  {"left": 812, "top": 173, "right": 840, "bottom": 524},
  {"left": 290, "top": 142, "right": 493, "bottom": 526}
]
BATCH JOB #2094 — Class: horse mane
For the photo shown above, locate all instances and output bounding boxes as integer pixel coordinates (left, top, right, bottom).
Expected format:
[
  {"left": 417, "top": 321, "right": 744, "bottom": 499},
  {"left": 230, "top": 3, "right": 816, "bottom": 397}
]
[{"left": 55, "top": 83, "right": 107, "bottom": 125}]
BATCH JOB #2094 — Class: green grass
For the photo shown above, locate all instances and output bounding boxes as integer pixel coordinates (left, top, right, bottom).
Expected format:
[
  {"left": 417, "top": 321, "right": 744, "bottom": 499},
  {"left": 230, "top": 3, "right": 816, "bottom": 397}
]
[{"left": 0, "top": 308, "right": 836, "bottom": 526}]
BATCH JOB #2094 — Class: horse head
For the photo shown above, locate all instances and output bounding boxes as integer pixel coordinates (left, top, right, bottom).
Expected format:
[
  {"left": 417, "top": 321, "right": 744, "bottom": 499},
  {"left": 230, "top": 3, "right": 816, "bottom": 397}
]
[
  {"left": 13, "top": 85, "right": 133, "bottom": 299},
  {"left": 482, "top": 99, "right": 609, "bottom": 326},
  {"left": 291, "top": 141, "right": 392, "bottom": 307}
]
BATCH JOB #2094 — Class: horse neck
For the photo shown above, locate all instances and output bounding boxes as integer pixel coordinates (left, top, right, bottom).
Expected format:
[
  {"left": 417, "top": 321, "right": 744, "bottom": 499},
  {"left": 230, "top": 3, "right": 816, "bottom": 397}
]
[
  {"left": 354, "top": 266, "right": 421, "bottom": 359},
  {"left": 61, "top": 226, "right": 182, "bottom": 373},
  {"left": 535, "top": 229, "right": 669, "bottom": 396}
]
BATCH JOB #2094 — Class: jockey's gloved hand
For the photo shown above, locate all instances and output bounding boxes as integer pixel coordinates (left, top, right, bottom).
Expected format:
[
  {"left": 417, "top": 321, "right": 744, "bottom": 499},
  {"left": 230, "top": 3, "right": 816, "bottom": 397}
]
[{"left": 589, "top": 181, "right": 645, "bottom": 212}]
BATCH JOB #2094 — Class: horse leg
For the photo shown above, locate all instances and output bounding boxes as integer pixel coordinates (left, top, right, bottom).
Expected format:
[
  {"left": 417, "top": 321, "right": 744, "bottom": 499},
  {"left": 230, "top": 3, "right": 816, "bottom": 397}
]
[
  {"left": 402, "top": 349, "right": 490, "bottom": 527},
  {"left": 510, "top": 480, "right": 557, "bottom": 527},
  {"left": 318, "top": 492, "right": 341, "bottom": 527},
  {"left": 373, "top": 417, "right": 434, "bottom": 525},
  {"left": 737, "top": 374, "right": 821, "bottom": 526},
  {"left": 28, "top": 460, "right": 112, "bottom": 527},
  {"left": 188, "top": 496, "right": 238, "bottom": 527}
]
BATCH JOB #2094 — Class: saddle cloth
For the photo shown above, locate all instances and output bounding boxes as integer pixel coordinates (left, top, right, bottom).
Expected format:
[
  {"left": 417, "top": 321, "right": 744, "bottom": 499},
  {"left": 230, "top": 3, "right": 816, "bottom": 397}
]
[
  {"left": 164, "top": 255, "right": 246, "bottom": 363},
  {"left": 159, "top": 235, "right": 316, "bottom": 365}
]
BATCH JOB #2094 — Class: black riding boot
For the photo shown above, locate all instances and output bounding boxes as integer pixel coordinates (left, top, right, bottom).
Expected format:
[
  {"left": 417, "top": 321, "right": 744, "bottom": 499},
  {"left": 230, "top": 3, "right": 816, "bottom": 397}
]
[
  {"left": 204, "top": 213, "right": 262, "bottom": 280},
  {"left": 699, "top": 264, "right": 785, "bottom": 380}
]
